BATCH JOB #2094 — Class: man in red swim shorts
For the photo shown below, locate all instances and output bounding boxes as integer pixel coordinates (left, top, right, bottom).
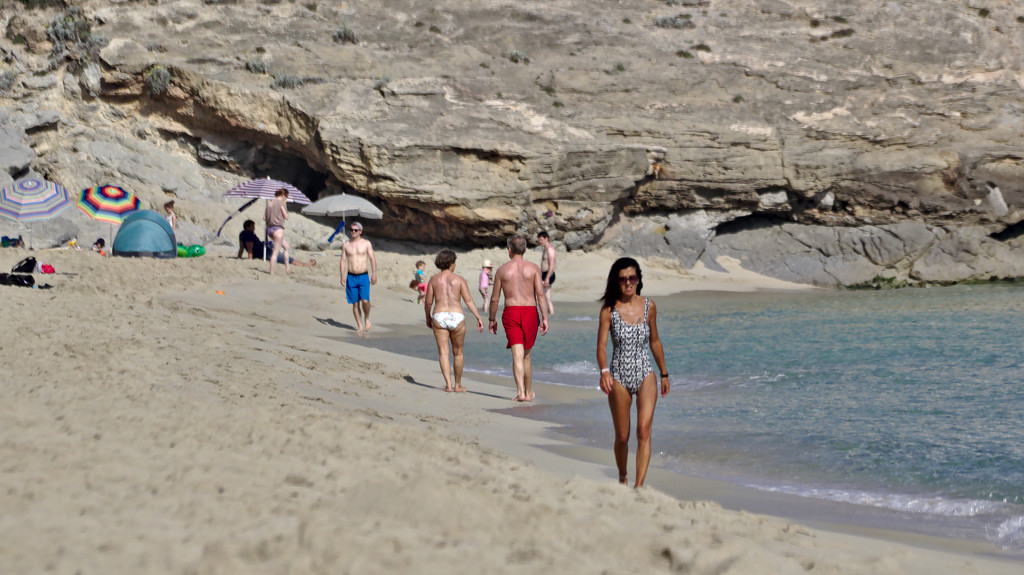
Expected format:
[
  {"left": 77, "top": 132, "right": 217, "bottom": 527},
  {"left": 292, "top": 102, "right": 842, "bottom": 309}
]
[{"left": 488, "top": 234, "right": 549, "bottom": 402}]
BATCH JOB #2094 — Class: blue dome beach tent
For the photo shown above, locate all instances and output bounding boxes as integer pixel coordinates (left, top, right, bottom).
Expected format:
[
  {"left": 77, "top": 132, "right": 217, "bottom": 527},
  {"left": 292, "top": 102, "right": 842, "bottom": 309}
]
[{"left": 112, "top": 210, "right": 177, "bottom": 258}]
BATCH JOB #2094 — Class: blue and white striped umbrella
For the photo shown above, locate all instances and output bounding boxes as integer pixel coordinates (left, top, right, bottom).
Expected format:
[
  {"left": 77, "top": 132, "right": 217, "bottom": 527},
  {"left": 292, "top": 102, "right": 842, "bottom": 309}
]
[
  {"left": 223, "top": 177, "right": 312, "bottom": 205},
  {"left": 0, "top": 177, "right": 72, "bottom": 222},
  {"left": 0, "top": 177, "right": 73, "bottom": 249}
]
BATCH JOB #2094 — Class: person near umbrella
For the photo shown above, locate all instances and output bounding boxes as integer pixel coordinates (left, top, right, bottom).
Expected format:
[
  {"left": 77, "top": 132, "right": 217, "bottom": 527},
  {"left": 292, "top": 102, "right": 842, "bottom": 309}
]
[
  {"left": 423, "top": 249, "right": 484, "bottom": 392},
  {"left": 264, "top": 188, "right": 291, "bottom": 274},
  {"left": 163, "top": 200, "right": 177, "bottom": 231},
  {"left": 237, "top": 220, "right": 315, "bottom": 267},
  {"left": 595, "top": 257, "right": 670, "bottom": 489},
  {"left": 339, "top": 221, "right": 377, "bottom": 335}
]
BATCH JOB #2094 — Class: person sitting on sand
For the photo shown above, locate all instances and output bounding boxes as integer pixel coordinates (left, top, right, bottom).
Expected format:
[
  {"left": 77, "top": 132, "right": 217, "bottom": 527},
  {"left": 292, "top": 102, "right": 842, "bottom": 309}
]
[
  {"left": 238, "top": 220, "right": 315, "bottom": 267},
  {"left": 424, "top": 249, "right": 484, "bottom": 392},
  {"left": 91, "top": 238, "right": 105, "bottom": 252},
  {"left": 596, "top": 257, "right": 669, "bottom": 489}
]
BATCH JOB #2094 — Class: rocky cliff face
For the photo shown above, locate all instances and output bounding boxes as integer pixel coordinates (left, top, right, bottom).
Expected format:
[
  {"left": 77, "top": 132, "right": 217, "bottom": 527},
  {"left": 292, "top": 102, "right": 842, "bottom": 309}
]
[{"left": 2, "top": 0, "right": 1024, "bottom": 286}]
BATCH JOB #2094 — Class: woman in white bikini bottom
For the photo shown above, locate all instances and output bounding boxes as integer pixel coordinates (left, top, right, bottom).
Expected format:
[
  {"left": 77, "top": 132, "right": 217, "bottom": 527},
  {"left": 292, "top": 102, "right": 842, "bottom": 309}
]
[{"left": 432, "top": 312, "right": 465, "bottom": 331}]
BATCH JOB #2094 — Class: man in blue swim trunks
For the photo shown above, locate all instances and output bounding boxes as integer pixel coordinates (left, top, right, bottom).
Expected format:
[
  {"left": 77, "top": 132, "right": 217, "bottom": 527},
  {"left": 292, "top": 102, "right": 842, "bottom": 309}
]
[{"left": 340, "top": 222, "right": 377, "bottom": 335}]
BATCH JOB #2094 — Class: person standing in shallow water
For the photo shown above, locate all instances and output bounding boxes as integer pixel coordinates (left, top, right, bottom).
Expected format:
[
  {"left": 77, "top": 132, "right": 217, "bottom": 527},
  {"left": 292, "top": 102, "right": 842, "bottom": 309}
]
[
  {"left": 489, "top": 235, "right": 549, "bottom": 402},
  {"left": 538, "top": 231, "right": 556, "bottom": 317},
  {"left": 424, "top": 249, "right": 484, "bottom": 392},
  {"left": 596, "top": 257, "right": 670, "bottom": 488}
]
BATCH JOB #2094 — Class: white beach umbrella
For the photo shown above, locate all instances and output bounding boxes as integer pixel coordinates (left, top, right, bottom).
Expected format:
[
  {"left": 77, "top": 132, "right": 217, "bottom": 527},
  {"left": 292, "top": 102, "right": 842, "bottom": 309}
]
[{"left": 302, "top": 193, "right": 383, "bottom": 242}]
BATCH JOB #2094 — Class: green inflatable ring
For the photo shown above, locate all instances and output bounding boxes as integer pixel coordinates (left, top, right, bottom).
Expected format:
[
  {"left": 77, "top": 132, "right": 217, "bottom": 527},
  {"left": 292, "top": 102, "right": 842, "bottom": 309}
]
[{"left": 177, "top": 244, "right": 206, "bottom": 258}]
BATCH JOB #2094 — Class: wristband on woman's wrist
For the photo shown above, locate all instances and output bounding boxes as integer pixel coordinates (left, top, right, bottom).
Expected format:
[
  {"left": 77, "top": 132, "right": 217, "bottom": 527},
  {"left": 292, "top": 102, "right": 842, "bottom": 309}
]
[
  {"left": 600, "top": 368, "right": 609, "bottom": 374},
  {"left": 660, "top": 373, "right": 669, "bottom": 378}
]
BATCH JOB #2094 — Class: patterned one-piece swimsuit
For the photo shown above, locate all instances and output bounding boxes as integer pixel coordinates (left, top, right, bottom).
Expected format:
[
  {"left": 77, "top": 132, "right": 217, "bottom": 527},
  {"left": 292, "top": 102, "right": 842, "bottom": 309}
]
[{"left": 610, "top": 299, "right": 652, "bottom": 395}]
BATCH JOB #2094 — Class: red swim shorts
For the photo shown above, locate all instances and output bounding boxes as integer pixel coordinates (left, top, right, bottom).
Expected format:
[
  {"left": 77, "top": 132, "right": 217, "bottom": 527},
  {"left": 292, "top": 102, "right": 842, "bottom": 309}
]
[{"left": 502, "top": 306, "right": 539, "bottom": 350}]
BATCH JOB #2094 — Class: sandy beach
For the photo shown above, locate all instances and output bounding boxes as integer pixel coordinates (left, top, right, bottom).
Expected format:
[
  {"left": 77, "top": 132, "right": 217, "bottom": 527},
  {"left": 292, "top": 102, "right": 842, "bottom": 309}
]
[{"left": 1, "top": 244, "right": 1021, "bottom": 574}]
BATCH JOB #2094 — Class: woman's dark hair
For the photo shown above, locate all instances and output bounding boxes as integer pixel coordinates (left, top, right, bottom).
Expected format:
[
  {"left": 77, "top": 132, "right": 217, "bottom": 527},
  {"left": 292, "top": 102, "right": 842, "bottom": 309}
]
[
  {"left": 435, "top": 249, "right": 457, "bottom": 270},
  {"left": 599, "top": 257, "right": 643, "bottom": 309}
]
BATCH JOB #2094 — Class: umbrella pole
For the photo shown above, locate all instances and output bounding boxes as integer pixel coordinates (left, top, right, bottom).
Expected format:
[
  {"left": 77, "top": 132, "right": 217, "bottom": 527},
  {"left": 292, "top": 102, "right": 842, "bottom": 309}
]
[{"left": 327, "top": 218, "right": 346, "bottom": 243}]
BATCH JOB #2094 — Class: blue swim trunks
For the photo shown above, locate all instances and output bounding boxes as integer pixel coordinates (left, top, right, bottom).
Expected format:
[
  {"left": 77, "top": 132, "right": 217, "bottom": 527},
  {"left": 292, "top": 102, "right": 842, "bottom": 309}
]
[{"left": 346, "top": 272, "right": 371, "bottom": 304}]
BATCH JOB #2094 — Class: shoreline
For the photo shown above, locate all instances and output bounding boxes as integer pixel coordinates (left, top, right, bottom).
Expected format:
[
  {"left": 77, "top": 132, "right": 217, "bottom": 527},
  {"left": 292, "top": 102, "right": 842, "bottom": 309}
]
[
  {"left": 354, "top": 336, "right": 1024, "bottom": 563},
  {"left": 2, "top": 246, "right": 1022, "bottom": 573}
]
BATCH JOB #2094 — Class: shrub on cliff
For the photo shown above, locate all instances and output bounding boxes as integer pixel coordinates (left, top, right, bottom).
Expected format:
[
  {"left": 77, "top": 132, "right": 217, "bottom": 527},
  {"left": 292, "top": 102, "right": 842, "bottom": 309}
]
[
  {"left": 271, "top": 73, "right": 326, "bottom": 89},
  {"left": 333, "top": 25, "right": 358, "bottom": 44},
  {"left": 144, "top": 65, "right": 171, "bottom": 95},
  {"left": 509, "top": 50, "right": 529, "bottom": 64},
  {"left": 245, "top": 58, "right": 270, "bottom": 74},
  {"left": 0, "top": 70, "right": 18, "bottom": 93},
  {"left": 654, "top": 14, "right": 695, "bottom": 29},
  {"left": 17, "top": 0, "right": 66, "bottom": 8},
  {"left": 46, "top": 6, "right": 109, "bottom": 70}
]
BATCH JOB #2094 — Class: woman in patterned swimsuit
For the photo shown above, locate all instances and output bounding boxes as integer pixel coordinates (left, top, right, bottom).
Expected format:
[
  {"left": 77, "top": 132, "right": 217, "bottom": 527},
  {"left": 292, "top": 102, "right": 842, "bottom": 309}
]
[{"left": 595, "top": 257, "right": 670, "bottom": 488}]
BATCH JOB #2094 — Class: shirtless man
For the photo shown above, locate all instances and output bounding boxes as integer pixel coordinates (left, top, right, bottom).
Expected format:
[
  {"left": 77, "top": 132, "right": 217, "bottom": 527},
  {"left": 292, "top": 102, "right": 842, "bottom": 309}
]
[
  {"left": 339, "top": 222, "right": 377, "bottom": 335},
  {"left": 488, "top": 235, "right": 549, "bottom": 402},
  {"left": 424, "top": 249, "right": 484, "bottom": 392},
  {"left": 538, "top": 231, "right": 557, "bottom": 316}
]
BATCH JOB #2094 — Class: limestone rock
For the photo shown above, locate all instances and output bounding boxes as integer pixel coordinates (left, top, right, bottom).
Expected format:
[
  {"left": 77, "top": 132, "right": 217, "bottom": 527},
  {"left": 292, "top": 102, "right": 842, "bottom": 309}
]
[{"left": 2, "top": 0, "right": 1024, "bottom": 286}]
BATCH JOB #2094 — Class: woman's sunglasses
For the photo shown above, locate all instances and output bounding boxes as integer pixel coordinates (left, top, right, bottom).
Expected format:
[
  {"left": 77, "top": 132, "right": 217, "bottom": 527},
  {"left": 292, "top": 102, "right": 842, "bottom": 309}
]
[{"left": 617, "top": 275, "right": 639, "bottom": 285}]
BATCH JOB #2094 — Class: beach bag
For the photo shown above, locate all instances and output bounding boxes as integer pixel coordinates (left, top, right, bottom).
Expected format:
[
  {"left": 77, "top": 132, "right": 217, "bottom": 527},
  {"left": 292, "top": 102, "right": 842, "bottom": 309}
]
[
  {"left": 11, "top": 256, "right": 37, "bottom": 273},
  {"left": 0, "top": 273, "right": 35, "bottom": 287},
  {"left": 41, "top": 264, "right": 55, "bottom": 274}
]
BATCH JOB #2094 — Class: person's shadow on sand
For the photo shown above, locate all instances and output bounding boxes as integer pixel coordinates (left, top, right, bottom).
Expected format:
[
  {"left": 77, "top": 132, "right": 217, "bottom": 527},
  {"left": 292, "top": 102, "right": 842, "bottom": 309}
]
[
  {"left": 403, "top": 376, "right": 507, "bottom": 400},
  {"left": 313, "top": 317, "right": 357, "bottom": 331}
]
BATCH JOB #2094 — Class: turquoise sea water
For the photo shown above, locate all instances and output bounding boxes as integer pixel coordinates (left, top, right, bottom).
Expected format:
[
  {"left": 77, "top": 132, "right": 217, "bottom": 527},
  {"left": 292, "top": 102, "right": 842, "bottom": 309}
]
[{"left": 364, "top": 284, "right": 1024, "bottom": 550}]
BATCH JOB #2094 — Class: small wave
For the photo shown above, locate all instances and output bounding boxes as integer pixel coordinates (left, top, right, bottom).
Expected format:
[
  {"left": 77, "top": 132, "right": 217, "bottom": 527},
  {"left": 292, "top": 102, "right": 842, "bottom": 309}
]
[
  {"left": 995, "top": 516, "right": 1024, "bottom": 548},
  {"left": 751, "top": 484, "right": 1007, "bottom": 517},
  {"left": 566, "top": 316, "right": 596, "bottom": 322},
  {"left": 747, "top": 371, "right": 787, "bottom": 383},
  {"left": 464, "top": 366, "right": 513, "bottom": 378},
  {"left": 672, "top": 378, "right": 726, "bottom": 392},
  {"left": 552, "top": 361, "right": 597, "bottom": 375}
]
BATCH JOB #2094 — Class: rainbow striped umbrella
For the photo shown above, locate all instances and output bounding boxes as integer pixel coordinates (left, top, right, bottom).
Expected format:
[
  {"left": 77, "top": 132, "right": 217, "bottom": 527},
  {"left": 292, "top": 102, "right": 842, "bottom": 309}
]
[
  {"left": 78, "top": 185, "right": 141, "bottom": 224},
  {"left": 0, "top": 177, "right": 73, "bottom": 248},
  {"left": 224, "top": 177, "right": 312, "bottom": 205}
]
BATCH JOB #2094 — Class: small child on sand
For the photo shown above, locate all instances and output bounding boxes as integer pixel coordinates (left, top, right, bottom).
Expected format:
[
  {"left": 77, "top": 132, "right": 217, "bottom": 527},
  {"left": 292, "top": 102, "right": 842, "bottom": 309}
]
[
  {"left": 164, "top": 200, "right": 177, "bottom": 231},
  {"left": 411, "top": 260, "right": 427, "bottom": 303}
]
